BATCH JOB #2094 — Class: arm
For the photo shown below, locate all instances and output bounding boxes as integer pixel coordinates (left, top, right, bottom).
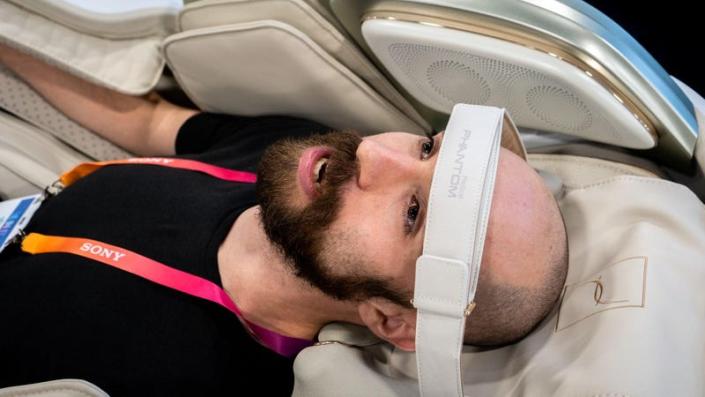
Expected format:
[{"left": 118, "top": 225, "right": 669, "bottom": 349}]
[{"left": 0, "top": 42, "right": 198, "bottom": 156}]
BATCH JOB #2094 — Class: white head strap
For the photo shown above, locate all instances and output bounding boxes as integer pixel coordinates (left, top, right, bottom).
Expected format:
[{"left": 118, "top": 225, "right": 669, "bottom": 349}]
[{"left": 413, "top": 104, "right": 512, "bottom": 396}]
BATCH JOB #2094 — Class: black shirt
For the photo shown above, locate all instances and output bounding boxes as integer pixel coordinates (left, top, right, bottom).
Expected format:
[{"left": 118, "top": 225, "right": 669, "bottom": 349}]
[{"left": 0, "top": 113, "right": 330, "bottom": 396}]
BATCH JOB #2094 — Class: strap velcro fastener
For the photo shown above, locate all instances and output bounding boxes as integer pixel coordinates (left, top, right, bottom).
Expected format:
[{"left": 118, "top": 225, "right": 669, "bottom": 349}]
[{"left": 413, "top": 254, "right": 470, "bottom": 318}]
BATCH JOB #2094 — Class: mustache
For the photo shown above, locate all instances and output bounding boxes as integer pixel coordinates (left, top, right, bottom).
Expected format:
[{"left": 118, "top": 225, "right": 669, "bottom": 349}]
[
  {"left": 255, "top": 130, "right": 412, "bottom": 305},
  {"left": 255, "top": 130, "right": 362, "bottom": 297}
]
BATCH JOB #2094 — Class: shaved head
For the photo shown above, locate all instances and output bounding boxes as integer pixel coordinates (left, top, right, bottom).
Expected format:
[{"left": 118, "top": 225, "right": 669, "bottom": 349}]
[
  {"left": 257, "top": 130, "right": 568, "bottom": 348},
  {"left": 464, "top": 148, "right": 568, "bottom": 345}
]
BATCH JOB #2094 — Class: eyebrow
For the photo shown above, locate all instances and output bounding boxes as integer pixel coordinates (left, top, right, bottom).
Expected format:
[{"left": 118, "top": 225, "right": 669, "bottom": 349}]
[{"left": 412, "top": 133, "right": 443, "bottom": 238}]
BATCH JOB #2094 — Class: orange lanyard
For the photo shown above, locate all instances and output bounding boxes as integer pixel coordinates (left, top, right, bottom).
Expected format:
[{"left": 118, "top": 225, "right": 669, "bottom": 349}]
[
  {"left": 58, "top": 157, "right": 256, "bottom": 187},
  {"left": 19, "top": 158, "right": 311, "bottom": 357}
]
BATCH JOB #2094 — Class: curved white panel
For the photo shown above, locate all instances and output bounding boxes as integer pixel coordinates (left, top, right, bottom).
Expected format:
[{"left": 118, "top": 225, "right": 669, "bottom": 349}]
[
  {"left": 0, "top": 1, "right": 165, "bottom": 95},
  {"left": 362, "top": 19, "right": 656, "bottom": 149},
  {"left": 165, "top": 20, "right": 424, "bottom": 135},
  {"left": 8, "top": 0, "right": 182, "bottom": 38}
]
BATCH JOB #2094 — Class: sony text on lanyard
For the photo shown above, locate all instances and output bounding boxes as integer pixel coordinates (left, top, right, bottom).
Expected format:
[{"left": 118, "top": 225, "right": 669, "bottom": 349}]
[{"left": 12, "top": 158, "right": 312, "bottom": 358}]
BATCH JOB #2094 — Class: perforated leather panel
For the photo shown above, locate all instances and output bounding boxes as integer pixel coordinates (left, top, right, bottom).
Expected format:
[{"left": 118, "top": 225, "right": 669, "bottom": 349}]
[
  {"left": 0, "top": 65, "right": 131, "bottom": 161},
  {"left": 362, "top": 19, "right": 656, "bottom": 149}
]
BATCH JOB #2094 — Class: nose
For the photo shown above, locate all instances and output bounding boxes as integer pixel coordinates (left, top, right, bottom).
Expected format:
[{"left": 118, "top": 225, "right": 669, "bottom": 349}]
[{"left": 356, "top": 139, "right": 416, "bottom": 190}]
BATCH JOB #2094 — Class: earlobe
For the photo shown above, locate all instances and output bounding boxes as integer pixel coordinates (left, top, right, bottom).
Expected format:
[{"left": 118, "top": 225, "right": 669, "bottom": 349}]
[{"left": 357, "top": 299, "right": 417, "bottom": 351}]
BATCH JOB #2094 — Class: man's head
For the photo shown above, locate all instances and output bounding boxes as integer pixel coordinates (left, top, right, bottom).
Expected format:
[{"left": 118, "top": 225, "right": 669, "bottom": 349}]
[{"left": 257, "top": 129, "right": 568, "bottom": 350}]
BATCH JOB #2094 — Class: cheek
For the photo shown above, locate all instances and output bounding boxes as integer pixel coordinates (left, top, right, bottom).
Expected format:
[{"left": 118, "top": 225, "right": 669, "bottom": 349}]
[{"left": 329, "top": 191, "right": 411, "bottom": 278}]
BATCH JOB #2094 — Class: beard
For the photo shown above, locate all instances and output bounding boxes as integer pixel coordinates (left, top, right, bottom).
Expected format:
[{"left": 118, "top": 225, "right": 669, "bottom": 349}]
[{"left": 256, "top": 131, "right": 410, "bottom": 306}]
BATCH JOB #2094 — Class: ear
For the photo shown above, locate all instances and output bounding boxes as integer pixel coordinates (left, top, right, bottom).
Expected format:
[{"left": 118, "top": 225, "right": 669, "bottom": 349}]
[{"left": 357, "top": 298, "right": 417, "bottom": 351}]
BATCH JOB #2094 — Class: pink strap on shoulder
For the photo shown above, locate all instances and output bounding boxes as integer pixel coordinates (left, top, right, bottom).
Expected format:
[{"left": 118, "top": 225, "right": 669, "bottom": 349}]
[
  {"left": 22, "top": 233, "right": 312, "bottom": 357},
  {"left": 60, "top": 158, "right": 257, "bottom": 187},
  {"left": 32, "top": 158, "right": 312, "bottom": 356}
]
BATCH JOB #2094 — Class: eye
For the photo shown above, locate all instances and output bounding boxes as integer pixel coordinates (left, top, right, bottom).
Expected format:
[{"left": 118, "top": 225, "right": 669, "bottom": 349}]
[
  {"left": 420, "top": 136, "right": 435, "bottom": 160},
  {"left": 404, "top": 195, "right": 420, "bottom": 233}
]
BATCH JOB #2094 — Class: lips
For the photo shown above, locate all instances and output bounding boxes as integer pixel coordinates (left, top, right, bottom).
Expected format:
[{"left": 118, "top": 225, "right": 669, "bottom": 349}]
[{"left": 297, "top": 146, "right": 332, "bottom": 200}]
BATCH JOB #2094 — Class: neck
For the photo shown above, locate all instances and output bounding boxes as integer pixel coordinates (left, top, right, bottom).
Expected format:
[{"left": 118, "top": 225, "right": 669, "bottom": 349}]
[{"left": 218, "top": 206, "right": 363, "bottom": 340}]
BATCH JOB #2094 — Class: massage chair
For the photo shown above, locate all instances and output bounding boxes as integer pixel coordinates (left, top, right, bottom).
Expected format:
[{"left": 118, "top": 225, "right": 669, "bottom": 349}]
[{"left": 0, "top": 1, "right": 703, "bottom": 396}]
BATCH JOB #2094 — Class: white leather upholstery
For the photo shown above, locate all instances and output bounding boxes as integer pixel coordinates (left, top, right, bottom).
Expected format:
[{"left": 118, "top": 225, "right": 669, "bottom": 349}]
[
  {"left": 164, "top": 20, "right": 424, "bottom": 134},
  {"left": 293, "top": 161, "right": 705, "bottom": 396},
  {"left": 176, "top": 0, "right": 428, "bottom": 131},
  {"left": 0, "top": 1, "right": 172, "bottom": 95},
  {"left": 0, "top": 65, "right": 131, "bottom": 161},
  {"left": 528, "top": 154, "right": 659, "bottom": 189},
  {"left": 7, "top": 0, "right": 182, "bottom": 39},
  {"left": 0, "top": 111, "right": 88, "bottom": 198},
  {"left": 0, "top": 379, "right": 108, "bottom": 397}
]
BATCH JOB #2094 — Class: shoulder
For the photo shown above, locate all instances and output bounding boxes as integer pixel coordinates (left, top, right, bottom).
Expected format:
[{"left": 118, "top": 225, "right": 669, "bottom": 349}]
[{"left": 176, "top": 113, "right": 332, "bottom": 155}]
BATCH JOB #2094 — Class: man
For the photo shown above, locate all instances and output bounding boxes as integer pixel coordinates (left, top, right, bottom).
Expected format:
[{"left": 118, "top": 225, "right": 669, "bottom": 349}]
[{"left": 0, "top": 43, "right": 567, "bottom": 395}]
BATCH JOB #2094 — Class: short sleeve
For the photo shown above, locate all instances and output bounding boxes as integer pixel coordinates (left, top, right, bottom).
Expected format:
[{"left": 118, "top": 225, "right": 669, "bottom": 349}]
[
  {"left": 175, "top": 112, "right": 332, "bottom": 155},
  {"left": 175, "top": 112, "right": 254, "bottom": 155}
]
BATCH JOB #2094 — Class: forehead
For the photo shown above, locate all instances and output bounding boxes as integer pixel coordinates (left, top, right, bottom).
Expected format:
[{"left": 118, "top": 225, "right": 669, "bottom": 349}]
[{"left": 364, "top": 131, "right": 422, "bottom": 144}]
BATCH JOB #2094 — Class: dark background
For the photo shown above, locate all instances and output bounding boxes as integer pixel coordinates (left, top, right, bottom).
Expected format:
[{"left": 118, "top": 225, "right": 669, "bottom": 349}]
[{"left": 585, "top": 1, "right": 702, "bottom": 95}]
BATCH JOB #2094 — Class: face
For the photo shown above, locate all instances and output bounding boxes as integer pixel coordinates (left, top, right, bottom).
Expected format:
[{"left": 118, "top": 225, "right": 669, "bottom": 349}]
[
  {"left": 257, "top": 130, "right": 438, "bottom": 305},
  {"left": 315, "top": 132, "right": 441, "bottom": 306},
  {"left": 258, "top": 129, "right": 562, "bottom": 309}
]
